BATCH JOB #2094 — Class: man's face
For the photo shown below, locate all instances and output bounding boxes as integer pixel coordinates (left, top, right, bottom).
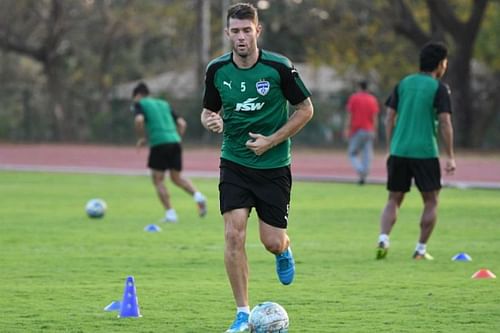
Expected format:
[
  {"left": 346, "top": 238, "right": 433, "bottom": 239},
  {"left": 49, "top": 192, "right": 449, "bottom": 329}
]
[
  {"left": 226, "top": 18, "right": 261, "bottom": 58},
  {"left": 436, "top": 58, "right": 448, "bottom": 79}
]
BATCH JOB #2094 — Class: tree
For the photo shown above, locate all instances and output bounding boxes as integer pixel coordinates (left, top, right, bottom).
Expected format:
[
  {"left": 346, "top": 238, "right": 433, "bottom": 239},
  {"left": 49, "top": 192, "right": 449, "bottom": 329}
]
[
  {"left": 0, "top": 0, "right": 84, "bottom": 140},
  {"left": 387, "top": 0, "right": 489, "bottom": 147},
  {"left": 0, "top": 0, "right": 200, "bottom": 142}
]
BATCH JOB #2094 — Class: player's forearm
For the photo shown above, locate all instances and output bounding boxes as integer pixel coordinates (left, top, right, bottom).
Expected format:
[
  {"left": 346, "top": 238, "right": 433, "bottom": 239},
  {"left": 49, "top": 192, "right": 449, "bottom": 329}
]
[
  {"left": 268, "top": 98, "right": 314, "bottom": 147},
  {"left": 384, "top": 121, "right": 392, "bottom": 143},
  {"left": 439, "top": 116, "right": 455, "bottom": 159},
  {"left": 384, "top": 108, "right": 395, "bottom": 153},
  {"left": 177, "top": 118, "right": 187, "bottom": 136},
  {"left": 134, "top": 118, "right": 145, "bottom": 140}
]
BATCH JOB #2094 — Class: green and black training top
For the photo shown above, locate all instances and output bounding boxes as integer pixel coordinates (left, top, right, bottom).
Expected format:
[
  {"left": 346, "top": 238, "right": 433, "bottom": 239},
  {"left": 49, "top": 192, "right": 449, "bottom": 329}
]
[
  {"left": 386, "top": 73, "right": 452, "bottom": 159},
  {"left": 133, "top": 97, "right": 180, "bottom": 147},
  {"left": 203, "top": 49, "right": 311, "bottom": 169}
]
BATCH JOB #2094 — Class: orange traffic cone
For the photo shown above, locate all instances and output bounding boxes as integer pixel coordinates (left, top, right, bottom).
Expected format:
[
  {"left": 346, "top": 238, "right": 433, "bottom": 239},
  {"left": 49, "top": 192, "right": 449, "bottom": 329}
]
[{"left": 471, "top": 269, "right": 496, "bottom": 279}]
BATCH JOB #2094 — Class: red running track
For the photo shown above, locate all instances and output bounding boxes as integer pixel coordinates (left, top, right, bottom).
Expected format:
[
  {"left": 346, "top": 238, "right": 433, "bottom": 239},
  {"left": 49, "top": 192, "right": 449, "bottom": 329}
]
[{"left": 0, "top": 143, "right": 499, "bottom": 189}]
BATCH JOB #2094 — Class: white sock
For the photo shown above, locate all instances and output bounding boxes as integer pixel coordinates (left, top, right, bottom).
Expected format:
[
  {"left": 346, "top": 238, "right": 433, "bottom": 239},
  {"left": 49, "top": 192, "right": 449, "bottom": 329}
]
[
  {"left": 193, "top": 191, "right": 205, "bottom": 203},
  {"left": 415, "top": 242, "right": 427, "bottom": 254},
  {"left": 237, "top": 306, "right": 250, "bottom": 315},
  {"left": 378, "top": 234, "right": 390, "bottom": 247}
]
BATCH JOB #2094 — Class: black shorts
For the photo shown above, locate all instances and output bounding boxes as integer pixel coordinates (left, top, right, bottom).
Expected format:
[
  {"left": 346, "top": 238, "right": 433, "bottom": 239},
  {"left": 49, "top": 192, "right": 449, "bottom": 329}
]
[
  {"left": 148, "top": 143, "right": 182, "bottom": 171},
  {"left": 219, "top": 158, "right": 291, "bottom": 229},
  {"left": 387, "top": 155, "right": 441, "bottom": 192}
]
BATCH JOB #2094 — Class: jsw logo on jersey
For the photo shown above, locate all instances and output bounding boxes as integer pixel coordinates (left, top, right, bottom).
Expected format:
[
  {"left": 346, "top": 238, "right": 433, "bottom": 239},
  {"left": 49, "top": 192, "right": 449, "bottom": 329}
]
[{"left": 235, "top": 97, "right": 265, "bottom": 111}]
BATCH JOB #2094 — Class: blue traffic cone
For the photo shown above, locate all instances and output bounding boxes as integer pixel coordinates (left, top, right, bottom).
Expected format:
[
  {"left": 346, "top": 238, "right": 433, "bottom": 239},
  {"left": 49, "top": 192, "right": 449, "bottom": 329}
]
[
  {"left": 144, "top": 224, "right": 162, "bottom": 232},
  {"left": 118, "top": 276, "right": 142, "bottom": 318},
  {"left": 451, "top": 252, "right": 472, "bottom": 261}
]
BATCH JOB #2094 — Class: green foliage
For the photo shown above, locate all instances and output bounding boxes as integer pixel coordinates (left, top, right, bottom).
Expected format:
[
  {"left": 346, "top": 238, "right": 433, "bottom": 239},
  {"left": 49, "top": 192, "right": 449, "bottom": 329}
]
[
  {"left": 476, "top": 1, "right": 500, "bottom": 69},
  {"left": 1, "top": 171, "right": 499, "bottom": 332},
  {"left": 0, "top": 0, "right": 499, "bottom": 147}
]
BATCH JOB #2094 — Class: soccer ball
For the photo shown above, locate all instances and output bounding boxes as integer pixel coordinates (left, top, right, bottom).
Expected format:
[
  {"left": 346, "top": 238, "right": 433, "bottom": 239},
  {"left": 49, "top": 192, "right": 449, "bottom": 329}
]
[
  {"left": 249, "top": 302, "right": 289, "bottom": 333},
  {"left": 85, "top": 199, "right": 107, "bottom": 218}
]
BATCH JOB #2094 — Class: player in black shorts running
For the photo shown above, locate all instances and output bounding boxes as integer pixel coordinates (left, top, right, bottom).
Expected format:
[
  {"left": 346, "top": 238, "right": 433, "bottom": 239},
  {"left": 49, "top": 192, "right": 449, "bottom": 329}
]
[
  {"left": 201, "top": 3, "right": 314, "bottom": 332},
  {"left": 132, "top": 82, "right": 206, "bottom": 222},
  {"left": 376, "top": 42, "right": 456, "bottom": 260}
]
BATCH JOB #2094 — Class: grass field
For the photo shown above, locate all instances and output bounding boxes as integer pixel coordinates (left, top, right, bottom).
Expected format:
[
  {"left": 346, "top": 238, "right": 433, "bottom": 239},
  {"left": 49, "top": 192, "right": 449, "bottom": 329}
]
[{"left": 1, "top": 171, "right": 499, "bottom": 332}]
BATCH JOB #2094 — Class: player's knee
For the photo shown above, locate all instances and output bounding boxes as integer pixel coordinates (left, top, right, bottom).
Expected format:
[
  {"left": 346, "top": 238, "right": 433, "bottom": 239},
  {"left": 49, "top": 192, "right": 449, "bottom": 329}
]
[
  {"left": 225, "top": 227, "right": 246, "bottom": 249},
  {"left": 262, "top": 238, "right": 286, "bottom": 254},
  {"left": 423, "top": 194, "right": 438, "bottom": 207},
  {"left": 170, "top": 176, "right": 180, "bottom": 186},
  {"left": 169, "top": 173, "right": 183, "bottom": 185},
  {"left": 151, "top": 175, "right": 164, "bottom": 186}
]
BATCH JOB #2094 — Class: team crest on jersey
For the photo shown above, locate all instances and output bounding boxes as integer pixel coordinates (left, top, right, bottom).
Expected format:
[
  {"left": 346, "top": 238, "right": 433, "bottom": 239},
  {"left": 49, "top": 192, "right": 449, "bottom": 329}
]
[{"left": 256, "top": 80, "right": 270, "bottom": 96}]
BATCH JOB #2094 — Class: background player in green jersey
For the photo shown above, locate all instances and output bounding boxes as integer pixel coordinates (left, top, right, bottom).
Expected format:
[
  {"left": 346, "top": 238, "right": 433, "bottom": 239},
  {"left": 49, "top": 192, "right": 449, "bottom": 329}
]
[
  {"left": 132, "top": 82, "right": 206, "bottom": 223},
  {"left": 376, "top": 42, "right": 456, "bottom": 261},
  {"left": 200, "top": 3, "right": 314, "bottom": 332}
]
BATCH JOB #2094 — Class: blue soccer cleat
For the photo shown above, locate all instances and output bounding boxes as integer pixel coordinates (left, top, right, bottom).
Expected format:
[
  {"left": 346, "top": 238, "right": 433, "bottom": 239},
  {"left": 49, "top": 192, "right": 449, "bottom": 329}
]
[
  {"left": 225, "top": 312, "right": 249, "bottom": 333},
  {"left": 275, "top": 247, "right": 295, "bottom": 285}
]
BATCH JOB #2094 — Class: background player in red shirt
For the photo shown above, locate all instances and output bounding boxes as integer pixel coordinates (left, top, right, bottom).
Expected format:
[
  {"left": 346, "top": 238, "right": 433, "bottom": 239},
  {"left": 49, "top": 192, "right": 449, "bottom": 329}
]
[{"left": 344, "top": 80, "right": 380, "bottom": 184}]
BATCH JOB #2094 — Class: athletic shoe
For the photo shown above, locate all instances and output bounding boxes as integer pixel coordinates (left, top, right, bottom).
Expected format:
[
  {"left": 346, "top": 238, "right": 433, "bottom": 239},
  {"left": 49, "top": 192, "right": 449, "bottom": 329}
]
[
  {"left": 225, "top": 312, "right": 249, "bottom": 333},
  {"left": 413, "top": 251, "right": 434, "bottom": 260},
  {"left": 275, "top": 247, "right": 295, "bottom": 285},
  {"left": 162, "top": 217, "right": 178, "bottom": 223},
  {"left": 194, "top": 192, "right": 207, "bottom": 217},
  {"left": 197, "top": 199, "right": 207, "bottom": 217},
  {"left": 376, "top": 241, "right": 388, "bottom": 260},
  {"left": 163, "top": 209, "right": 178, "bottom": 223}
]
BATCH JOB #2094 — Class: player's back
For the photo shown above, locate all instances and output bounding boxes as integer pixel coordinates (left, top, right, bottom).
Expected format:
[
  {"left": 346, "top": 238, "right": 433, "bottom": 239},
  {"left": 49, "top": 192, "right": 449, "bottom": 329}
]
[
  {"left": 391, "top": 73, "right": 440, "bottom": 158},
  {"left": 139, "top": 97, "right": 180, "bottom": 146}
]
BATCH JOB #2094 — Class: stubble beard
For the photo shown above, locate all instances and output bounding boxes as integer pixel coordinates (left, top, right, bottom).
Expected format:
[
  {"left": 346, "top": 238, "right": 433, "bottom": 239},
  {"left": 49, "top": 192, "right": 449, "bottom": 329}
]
[{"left": 234, "top": 43, "right": 249, "bottom": 58}]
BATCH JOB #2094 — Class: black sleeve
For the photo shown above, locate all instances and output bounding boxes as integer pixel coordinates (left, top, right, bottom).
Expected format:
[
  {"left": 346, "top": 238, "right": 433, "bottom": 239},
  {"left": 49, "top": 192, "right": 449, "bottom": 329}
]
[
  {"left": 279, "top": 64, "right": 311, "bottom": 105},
  {"left": 202, "top": 63, "right": 222, "bottom": 112},
  {"left": 434, "top": 82, "right": 452, "bottom": 114},
  {"left": 131, "top": 102, "right": 144, "bottom": 116},
  {"left": 386, "top": 84, "right": 399, "bottom": 111}
]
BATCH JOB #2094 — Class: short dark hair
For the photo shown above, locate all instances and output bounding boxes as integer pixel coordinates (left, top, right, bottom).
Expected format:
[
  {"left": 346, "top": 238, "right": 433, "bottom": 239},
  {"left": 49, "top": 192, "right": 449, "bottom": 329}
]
[
  {"left": 226, "top": 3, "right": 258, "bottom": 27},
  {"left": 359, "top": 80, "right": 368, "bottom": 90},
  {"left": 132, "top": 82, "right": 149, "bottom": 98},
  {"left": 419, "top": 42, "right": 448, "bottom": 72}
]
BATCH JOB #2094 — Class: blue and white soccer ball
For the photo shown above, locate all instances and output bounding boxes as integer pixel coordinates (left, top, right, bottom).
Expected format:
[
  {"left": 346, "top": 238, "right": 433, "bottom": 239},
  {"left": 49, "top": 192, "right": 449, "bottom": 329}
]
[
  {"left": 249, "top": 302, "right": 289, "bottom": 333},
  {"left": 85, "top": 198, "right": 107, "bottom": 218}
]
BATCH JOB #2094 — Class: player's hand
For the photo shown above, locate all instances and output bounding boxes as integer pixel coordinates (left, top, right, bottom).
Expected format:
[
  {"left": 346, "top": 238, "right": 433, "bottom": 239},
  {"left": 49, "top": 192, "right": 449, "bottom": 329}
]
[
  {"left": 205, "top": 112, "right": 223, "bottom": 133},
  {"left": 136, "top": 138, "right": 146, "bottom": 153},
  {"left": 444, "top": 158, "right": 456, "bottom": 175},
  {"left": 246, "top": 132, "right": 274, "bottom": 156},
  {"left": 136, "top": 138, "right": 146, "bottom": 147}
]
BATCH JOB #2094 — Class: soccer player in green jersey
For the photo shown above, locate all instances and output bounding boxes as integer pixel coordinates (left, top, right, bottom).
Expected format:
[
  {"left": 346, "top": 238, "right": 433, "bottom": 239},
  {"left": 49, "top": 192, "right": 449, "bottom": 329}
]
[
  {"left": 200, "top": 3, "right": 314, "bottom": 332},
  {"left": 376, "top": 42, "right": 456, "bottom": 261},
  {"left": 132, "top": 82, "right": 207, "bottom": 223}
]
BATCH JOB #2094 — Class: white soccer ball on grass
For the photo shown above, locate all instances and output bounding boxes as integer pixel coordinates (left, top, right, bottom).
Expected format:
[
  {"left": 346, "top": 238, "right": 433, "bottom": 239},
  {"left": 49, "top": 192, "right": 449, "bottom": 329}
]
[
  {"left": 85, "top": 198, "right": 107, "bottom": 218},
  {"left": 249, "top": 301, "right": 289, "bottom": 333}
]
